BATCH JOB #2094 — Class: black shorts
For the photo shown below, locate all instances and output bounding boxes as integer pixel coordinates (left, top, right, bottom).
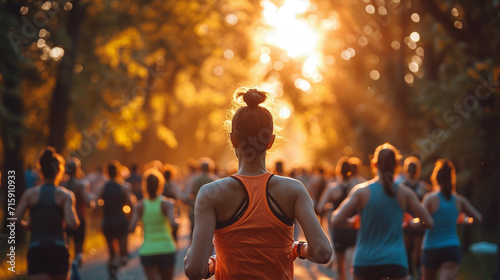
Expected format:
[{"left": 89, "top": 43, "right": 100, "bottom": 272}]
[
  {"left": 422, "top": 246, "right": 461, "bottom": 270},
  {"left": 28, "top": 246, "right": 69, "bottom": 275},
  {"left": 331, "top": 228, "right": 358, "bottom": 253},
  {"left": 140, "top": 252, "right": 176, "bottom": 267},
  {"left": 102, "top": 223, "right": 128, "bottom": 239},
  {"left": 354, "top": 264, "right": 408, "bottom": 279},
  {"left": 66, "top": 219, "right": 86, "bottom": 245}
]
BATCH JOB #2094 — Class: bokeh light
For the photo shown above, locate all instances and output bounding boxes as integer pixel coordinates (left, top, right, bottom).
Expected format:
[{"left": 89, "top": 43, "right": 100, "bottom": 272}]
[
  {"left": 411, "top": 13, "right": 420, "bottom": 23},
  {"left": 279, "top": 107, "right": 292, "bottom": 119},
  {"left": 391, "top": 41, "right": 401, "bottom": 50},
  {"left": 225, "top": 13, "right": 238, "bottom": 25},
  {"left": 365, "top": 5, "right": 375, "bottom": 14},
  {"left": 223, "top": 49, "right": 234, "bottom": 59},
  {"left": 295, "top": 78, "right": 311, "bottom": 91},
  {"left": 370, "top": 70, "right": 380, "bottom": 80},
  {"left": 410, "top": 32, "right": 420, "bottom": 42},
  {"left": 262, "top": 0, "right": 319, "bottom": 57}
]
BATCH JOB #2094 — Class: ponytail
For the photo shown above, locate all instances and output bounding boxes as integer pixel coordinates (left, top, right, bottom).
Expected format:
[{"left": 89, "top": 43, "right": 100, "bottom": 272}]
[
  {"left": 38, "top": 146, "right": 64, "bottom": 181},
  {"left": 403, "top": 156, "right": 421, "bottom": 180},
  {"left": 372, "top": 143, "right": 401, "bottom": 197},
  {"left": 431, "top": 159, "right": 456, "bottom": 201},
  {"left": 336, "top": 156, "right": 352, "bottom": 182}
]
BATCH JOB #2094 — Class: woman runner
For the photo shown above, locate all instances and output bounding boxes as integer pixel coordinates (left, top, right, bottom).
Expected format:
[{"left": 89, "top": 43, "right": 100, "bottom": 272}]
[
  {"left": 316, "top": 156, "right": 357, "bottom": 280},
  {"left": 129, "top": 168, "right": 177, "bottom": 280},
  {"left": 401, "top": 156, "right": 430, "bottom": 279},
  {"left": 62, "top": 157, "right": 93, "bottom": 266},
  {"left": 16, "top": 147, "right": 80, "bottom": 280},
  {"left": 348, "top": 157, "right": 367, "bottom": 186},
  {"left": 421, "top": 159, "right": 483, "bottom": 280},
  {"left": 333, "top": 143, "right": 433, "bottom": 280},
  {"left": 184, "top": 88, "right": 331, "bottom": 280}
]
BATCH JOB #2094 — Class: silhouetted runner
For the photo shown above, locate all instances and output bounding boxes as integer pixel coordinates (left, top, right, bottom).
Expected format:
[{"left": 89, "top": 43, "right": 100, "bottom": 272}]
[{"left": 16, "top": 147, "right": 80, "bottom": 280}]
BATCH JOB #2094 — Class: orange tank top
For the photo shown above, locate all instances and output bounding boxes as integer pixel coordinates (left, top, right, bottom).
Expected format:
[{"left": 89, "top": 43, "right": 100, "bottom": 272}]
[{"left": 213, "top": 172, "right": 294, "bottom": 280}]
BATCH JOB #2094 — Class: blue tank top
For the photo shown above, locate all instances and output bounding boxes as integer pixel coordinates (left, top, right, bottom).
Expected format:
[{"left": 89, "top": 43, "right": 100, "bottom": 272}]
[
  {"left": 423, "top": 192, "right": 460, "bottom": 249},
  {"left": 353, "top": 181, "right": 407, "bottom": 268},
  {"left": 29, "top": 184, "right": 66, "bottom": 247}
]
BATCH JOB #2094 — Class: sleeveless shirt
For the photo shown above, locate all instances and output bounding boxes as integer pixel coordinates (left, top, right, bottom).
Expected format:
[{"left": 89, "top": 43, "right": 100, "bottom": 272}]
[
  {"left": 423, "top": 193, "right": 460, "bottom": 249},
  {"left": 139, "top": 197, "right": 176, "bottom": 255},
  {"left": 213, "top": 172, "right": 294, "bottom": 280},
  {"left": 30, "top": 184, "right": 66, "bottom": 247},
  {"left": 353, "top": 181, "right": 407, "bottom": 268}
]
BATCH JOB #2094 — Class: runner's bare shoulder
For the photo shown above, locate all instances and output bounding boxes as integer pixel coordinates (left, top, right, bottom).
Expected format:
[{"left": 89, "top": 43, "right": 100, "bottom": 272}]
[
  {"left": 271, "top": 175, "right": 305, "bottom": 193},
  {"left": 350, "top": 179, "right": 372, "bottom": 194}
]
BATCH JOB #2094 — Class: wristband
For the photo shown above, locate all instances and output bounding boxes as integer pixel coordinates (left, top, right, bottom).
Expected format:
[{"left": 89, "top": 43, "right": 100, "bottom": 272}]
[
  {"left": 297, "top": 241, "right": 306, "bottom": 259},
  {"left": 204, "top": 255, "right": 216, "bottom": 279}
]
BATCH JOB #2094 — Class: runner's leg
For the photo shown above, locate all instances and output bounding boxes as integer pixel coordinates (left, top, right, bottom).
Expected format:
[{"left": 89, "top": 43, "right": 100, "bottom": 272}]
[
  {"left": 344, "top": 246, "right": 355, "bottom": 280},
  {"left": 437, "top": 262, "right": 460, "bottom": 280},
  {"left": 421, "top": 265, "right": 437, "bottom": 280},
  {"left": 143, "top": 265, "right": 161, "bottom": 280},
  {"left": 118, "top": 236, "right": 128, "bottom": 266},
  {"left": 336, "top": 251, "right": 346, "bottom": 280},
  {"left": 159, "top": 265, "right": 175, "bottom": 280},
  {"left": 104, "top": 236, "right": 116, "bottom": 264}
]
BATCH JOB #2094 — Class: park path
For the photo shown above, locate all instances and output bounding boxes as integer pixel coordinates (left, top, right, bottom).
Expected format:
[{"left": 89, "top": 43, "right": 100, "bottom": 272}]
[{"left": 79, "top": 214, "right": 336, "bottom": 280}]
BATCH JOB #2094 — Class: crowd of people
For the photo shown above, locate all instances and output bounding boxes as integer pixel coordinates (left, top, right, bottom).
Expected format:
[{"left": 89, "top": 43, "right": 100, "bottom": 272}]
[{"left": 12, "top": 87, "right": 485, "bottom": 280}]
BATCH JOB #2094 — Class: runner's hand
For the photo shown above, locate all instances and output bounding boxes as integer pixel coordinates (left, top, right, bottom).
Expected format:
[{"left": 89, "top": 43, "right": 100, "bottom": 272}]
[{"left": 204, "top": 255, "right": 216, "bottom": 279}]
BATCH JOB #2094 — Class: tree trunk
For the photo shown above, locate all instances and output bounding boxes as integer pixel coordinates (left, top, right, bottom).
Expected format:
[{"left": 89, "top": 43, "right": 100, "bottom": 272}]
[
  {"left": 393, "top": 0, "right": 410, "bottom": 149},
  {"left": 47, "top": 0, "right": 86, "bottom": 152},
  {"left": 0, "top": 0, "right": 26, "bottom": 241}
]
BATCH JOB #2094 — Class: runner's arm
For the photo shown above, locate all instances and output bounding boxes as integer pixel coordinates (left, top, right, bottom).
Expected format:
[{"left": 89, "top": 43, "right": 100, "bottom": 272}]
[
  {"left": 406, "top": 188, "right": 433, "bottom": 228},
  {"left": 294, "top": 182, "right": 332, "bottom": 264},
  {"left": 64, "top": 191, "right": 80, "bottom": 229},
  {"left": 457, "top": 194, "right": 483, "bottom": 223},
  {"left": 315, "top": 185, "right": 333, "bottom": 214},
  {"left": 122, "top": 182, "right": 136, "bottom": 206},
  {"left": 332, "top": 187, "right": 361, "bottom": 228},
  {"left": 162, "top": 198, "right": 178, "bottom": 230},
  {"left": 15, "top": 190, "right": 30, "bottom": 230},
  {"left": 81, "top": 181, "right": 94, "bottom": 208},
  {"left": 128, "top": 201, "right": 143, "bottom": 233},
  {"left": 184, "top": 184, "right": 217, "bottom": 280}
]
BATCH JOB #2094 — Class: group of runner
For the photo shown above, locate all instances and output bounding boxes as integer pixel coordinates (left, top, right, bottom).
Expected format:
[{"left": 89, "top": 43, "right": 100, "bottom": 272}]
[{"left": 14, "top": 87, "right": 484, "bottom": 280}]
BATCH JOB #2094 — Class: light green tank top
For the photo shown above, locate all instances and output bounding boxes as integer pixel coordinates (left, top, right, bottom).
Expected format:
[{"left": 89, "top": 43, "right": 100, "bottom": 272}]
[{"left": 139, "top": 197, "right": 176, "bottom": 256}]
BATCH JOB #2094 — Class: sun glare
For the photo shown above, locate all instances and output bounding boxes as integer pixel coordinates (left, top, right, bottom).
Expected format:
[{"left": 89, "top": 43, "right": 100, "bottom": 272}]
[{"left": 261, "top": 0, "right": 319, "bottom": 58}]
